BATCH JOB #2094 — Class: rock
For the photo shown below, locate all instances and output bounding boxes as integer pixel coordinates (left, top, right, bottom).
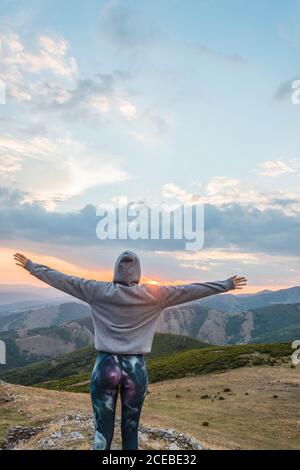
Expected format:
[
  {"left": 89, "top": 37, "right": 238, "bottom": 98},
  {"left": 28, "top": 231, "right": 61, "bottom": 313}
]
[
  {"left": 138, "top": 431, "right": 149, "bottom": 442},
  {"left": 169, "top": 442, "right": 180, "bottom": 450},
  {"left": 0, "top": 394, "right": 15, "bottom": 404},
  {"left": 68, "top": 431, "right": 84, "bottom": 440},
  {"left": 3, "top": 425, "right": 44, "bottom": 449},
  {"left": 2, "top": 412, "right": 205, "bottom": 450}
]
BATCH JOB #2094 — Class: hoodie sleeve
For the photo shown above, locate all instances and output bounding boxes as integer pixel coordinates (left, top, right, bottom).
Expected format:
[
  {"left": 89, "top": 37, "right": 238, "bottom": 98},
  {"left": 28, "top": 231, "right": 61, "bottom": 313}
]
[
  {"left": 25, "top": 260, "right": 101, "bottom": 304},
  {"left": 157, "top": 278, "right": 235, "bottom": 310}
]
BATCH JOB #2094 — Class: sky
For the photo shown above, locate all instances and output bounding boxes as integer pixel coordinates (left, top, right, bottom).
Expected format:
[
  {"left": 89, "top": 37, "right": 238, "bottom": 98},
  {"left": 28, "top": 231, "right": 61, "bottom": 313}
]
[{"left": 0, "top": 0, "right": 300, "bottom": 292}]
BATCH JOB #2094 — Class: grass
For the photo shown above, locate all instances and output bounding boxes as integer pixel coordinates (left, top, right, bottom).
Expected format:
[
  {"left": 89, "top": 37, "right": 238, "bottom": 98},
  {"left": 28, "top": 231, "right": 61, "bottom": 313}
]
[
  {"left": 32, "top": 342, "right": 292, "bottom": 393},
  {"left": 141, "top": 365, "right": 300, "bottom": 449},
  {"left": 1, "top": 364, "right": 299, "bottom": 449},
  {"left": 0, "top": 333, "right": 208, "bottom": 386}
]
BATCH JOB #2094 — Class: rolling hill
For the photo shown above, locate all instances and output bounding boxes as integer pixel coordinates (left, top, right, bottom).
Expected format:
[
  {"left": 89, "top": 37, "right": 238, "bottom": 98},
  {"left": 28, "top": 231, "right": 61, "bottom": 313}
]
[
  {"left": 1, "top": 342, "right": 292, "bottom": 392},
  {"left": 0, "top": 332, "right": 209, "bottom": 384}
]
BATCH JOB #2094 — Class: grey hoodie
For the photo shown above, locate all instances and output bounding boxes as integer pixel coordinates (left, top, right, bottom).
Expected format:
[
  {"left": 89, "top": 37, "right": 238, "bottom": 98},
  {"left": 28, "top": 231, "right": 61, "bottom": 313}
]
[{"left": 25, "top": 251, "right": 235, "bottom": 354}]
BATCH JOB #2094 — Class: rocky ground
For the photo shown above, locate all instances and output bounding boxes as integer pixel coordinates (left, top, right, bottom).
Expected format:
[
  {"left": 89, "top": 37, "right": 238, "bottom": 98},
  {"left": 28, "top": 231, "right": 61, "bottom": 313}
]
[
  {"left": 0, "top": 381, "right": 203, "bottom": 450},
  {"left": 2, "top": 416, "right": 203, "bottom": 450}
]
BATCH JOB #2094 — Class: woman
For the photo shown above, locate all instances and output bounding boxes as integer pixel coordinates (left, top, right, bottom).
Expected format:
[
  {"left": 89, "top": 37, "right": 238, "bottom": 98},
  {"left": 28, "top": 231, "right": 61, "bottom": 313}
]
[{"left": 14, "top": 251, "right": 247, "bottom": 450}]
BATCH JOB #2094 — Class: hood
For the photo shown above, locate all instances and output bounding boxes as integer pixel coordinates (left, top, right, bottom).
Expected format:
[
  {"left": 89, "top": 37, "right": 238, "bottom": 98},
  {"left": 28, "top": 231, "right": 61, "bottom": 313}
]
[{"left": 113, "top": 251, "right": 141, "bottom": 286}]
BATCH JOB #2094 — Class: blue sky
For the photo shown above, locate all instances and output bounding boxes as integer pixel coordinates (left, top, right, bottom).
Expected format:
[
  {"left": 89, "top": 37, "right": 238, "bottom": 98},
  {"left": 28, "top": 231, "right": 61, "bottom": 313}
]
[{"left": 0, "top": 0, "right": 300, "bottom": 290}]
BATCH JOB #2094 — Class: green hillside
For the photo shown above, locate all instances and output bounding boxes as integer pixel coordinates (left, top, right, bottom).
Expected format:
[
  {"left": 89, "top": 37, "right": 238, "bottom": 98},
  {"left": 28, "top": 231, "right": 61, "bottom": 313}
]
[
  {"left": 223, "top": 303, "right": 300, "bottom": 344},
  {"left": 146, "top": 342, "right": 292, "bottom": 382},
  {"left": 36, "top": 343, "right": 292, "bottom": 393},
  {"left": 0, "top": 332, "right": 208, "bottom": 386},
  {"left": 1, "top": 342, "right": 292, "bottom": 395},
  {"left": 250, "top": 303, "right": 300, "bottom": 343}
]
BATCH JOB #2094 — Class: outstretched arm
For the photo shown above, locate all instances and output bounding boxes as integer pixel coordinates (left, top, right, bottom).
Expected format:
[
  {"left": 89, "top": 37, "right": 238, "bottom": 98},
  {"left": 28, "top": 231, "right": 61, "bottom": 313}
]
[
  {"left": 157, "top": 275, "right": 247, "bottom": 310},
  {"left": 14, "top": 253, "right": 100, "bottom": 304}
]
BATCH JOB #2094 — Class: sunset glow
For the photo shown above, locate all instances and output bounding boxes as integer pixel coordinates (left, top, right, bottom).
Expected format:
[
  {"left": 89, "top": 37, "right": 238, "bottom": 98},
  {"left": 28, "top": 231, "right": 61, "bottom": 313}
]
[{"left": 0, "top": 247, "right": 289, "bottom": 294}]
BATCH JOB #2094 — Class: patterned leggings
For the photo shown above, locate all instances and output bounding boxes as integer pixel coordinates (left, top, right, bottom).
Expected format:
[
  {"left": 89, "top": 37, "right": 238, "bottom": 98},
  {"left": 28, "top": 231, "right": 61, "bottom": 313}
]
[{"left": 90, "top": 351, "right": 148, "bottom": 450}]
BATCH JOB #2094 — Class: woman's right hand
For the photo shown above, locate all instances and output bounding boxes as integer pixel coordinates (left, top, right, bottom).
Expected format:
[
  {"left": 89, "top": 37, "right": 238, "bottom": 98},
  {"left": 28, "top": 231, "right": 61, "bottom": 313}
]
[
  {"left": 14, "top": 253, "right": 30, "bottom": 269},
  {"left": 230, "top": 275, "right": 247, "bottom": 290}
]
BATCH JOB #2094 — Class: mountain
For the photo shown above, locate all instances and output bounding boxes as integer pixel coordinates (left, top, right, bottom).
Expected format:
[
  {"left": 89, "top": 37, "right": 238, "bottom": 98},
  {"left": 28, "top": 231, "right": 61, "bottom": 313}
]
[
  {"left": 1, "top": 283, "right": 300, "bottom": 374},
  {"left": 1, "top": 299, "right": 299, "bottom": 372},
  {"left": 0, "top": 298, "right": 70, "bottom": 316},
  {"left": 0, "top": 316, "right": 94, "bottom": 370},
  {"left": 1, "top": 282, "right": 300, "bottom": 322},
  {"left": 200, "top": 286, "right": 300, "bottom": 312},
  {"left": 158, "top": 302, "right": 300, "bottom": 345},
  {"left": 0, "top": 284, "right": 69, "bottom": 306},
  {"left": 0, "top": 284, "right": 79, "bottom": 318},
  {"left": 0, "top": 301, "right": 90, "bottom": 331},
  {"left": 244, "top": 303, "right": 300, "bottom": 343},
  {"left": 2, "top": 282, "right": 300, "bottom": 314}
]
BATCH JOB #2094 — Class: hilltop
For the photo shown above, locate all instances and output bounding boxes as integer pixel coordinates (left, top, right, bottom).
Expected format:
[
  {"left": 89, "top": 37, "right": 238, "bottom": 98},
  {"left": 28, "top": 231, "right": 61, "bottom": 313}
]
[{"left": 1, "top": 364, "right": 299, "bottom": 450}]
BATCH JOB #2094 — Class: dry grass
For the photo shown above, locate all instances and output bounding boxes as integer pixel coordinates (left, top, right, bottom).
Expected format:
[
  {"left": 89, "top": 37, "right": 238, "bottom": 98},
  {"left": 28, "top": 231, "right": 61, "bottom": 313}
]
[
  {"left": 142, "top": 365, "right": 300, "bottom": 449},
  {"left": 1, "top": 364, "right": 299, "bottom": 450}
]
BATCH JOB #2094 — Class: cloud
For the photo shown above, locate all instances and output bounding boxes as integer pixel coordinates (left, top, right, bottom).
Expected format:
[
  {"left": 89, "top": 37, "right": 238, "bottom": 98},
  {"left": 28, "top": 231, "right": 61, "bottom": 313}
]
[
  {"left": 163, "top": 183, "right": 202, "bottom": 205},
  {"left": 0, "top": 192, "right": 100, "bottom": 245},
  {"left": 0, "top": 31, "right": 77, "bottom": 102},
  {"left": 118, "top": 98, "right": 137, "bottom": 120},
  {"left": 31, "top": 73, "right": 169, "bottom": 138},
  {"left": 193, "top": 43, "right": 246, "bottom": 65},
  {"left": 206, "top": 176, "right": 240, "bottom": 195},
  {"left": 256, "top": 159, "right": 297, "bottom": 177},
  {"left": 98, "top": 0, "right": 161, "bottom": 50},
  {"left": 31, "top": 73, "right": 137, "bottom": 122},
  {"left": 0, "top": 185, "right": 23, "bottom": 208},
  {"left": 1, "top": 184, "right": 300, "bottom": 257},
  {"left": 273, "top": 77, "right": 298, "bottom": 102},
  {"left": 99, "top": 1, "right": 245, "bottom": 67},
  {"left": 0, "top": 134, "right": 128, "bottom": 207},
  {"left": 200, "top": 176, "right": 300, "bottom": 215},
  {"left": 156, "top": 248, "right": 261, "bottom": 273},
  {"left": 204, "top": 202, "right": 300, "bottom": 256},
  {"left": 19, "top": 35, "right": 77, "bottom": 77},
  {"left": 0, "top": 28, "right": 167, "bottom": 137}
]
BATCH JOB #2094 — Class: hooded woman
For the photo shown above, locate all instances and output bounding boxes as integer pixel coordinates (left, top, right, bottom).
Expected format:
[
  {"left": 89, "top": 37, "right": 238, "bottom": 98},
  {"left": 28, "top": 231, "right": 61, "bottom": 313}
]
[{"left": 14, "top": 251, "right": 247, "bottom": 450}]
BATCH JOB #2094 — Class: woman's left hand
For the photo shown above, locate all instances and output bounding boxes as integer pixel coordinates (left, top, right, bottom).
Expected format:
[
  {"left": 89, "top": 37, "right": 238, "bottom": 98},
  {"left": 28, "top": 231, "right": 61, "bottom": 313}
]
[{"left": 14, "top": 253, "right": 30, "bottom": 269}]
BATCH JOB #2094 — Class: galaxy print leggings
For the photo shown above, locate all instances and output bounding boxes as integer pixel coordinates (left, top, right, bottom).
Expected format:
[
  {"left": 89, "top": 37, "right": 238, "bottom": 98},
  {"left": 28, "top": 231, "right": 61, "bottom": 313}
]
[{"left": 90, "top": 351, "right": 148, "bottom": 450}]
